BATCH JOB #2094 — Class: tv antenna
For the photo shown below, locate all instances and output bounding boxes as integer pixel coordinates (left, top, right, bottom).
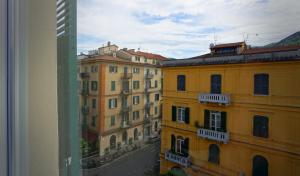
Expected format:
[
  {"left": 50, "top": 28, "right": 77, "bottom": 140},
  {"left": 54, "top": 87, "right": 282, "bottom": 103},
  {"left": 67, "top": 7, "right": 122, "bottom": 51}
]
[{"left": 213, "top": 33, "right": 218, "bottom": 45}]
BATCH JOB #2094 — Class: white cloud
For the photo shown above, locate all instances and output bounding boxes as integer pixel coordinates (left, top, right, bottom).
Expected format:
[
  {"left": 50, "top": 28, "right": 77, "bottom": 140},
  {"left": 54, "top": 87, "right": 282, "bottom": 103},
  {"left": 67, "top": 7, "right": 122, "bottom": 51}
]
[{"left": 78, "top": 0, "right": 300, "bottom": 58}]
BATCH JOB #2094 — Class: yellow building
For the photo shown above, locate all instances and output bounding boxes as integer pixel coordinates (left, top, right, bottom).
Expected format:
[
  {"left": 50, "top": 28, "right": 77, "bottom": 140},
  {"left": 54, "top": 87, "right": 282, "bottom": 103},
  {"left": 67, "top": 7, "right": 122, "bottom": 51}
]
[
  {"left": 78, "top": 42, "right": 166, "bottom": 157},
  {"left": 160, "top": 42, "right": 300, "bottom": 176}
]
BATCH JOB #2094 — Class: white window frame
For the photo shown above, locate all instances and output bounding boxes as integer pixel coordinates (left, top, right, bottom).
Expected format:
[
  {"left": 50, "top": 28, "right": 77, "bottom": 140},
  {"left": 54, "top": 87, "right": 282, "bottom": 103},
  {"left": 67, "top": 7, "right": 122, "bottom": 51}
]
[
  {"left": 109, "top": 65, "right": 117, "bottom": 73},
  {"left": 176, "top": 138, "right": 184, "bottom": 154},
  {"left": 209, "top": 111, "right": 221, "bottom": 131},
  {"left": 133, "top": 96, "right": 139, "bottom": 105},
  {"left": 109, "top": 98, "right": 117, "bottom": 109},
  {"left": 177, "top": 107, "right": 185, "bottom": 122}
]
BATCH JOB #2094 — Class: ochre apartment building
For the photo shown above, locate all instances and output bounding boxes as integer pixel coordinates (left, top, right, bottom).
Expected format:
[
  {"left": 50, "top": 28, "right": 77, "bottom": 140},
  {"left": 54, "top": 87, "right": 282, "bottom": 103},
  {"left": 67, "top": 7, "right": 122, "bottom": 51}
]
[
  {"left": 79, "top": 42, "right": 167, "bottom": 157},
  {"left": 160, "top": 42, "right": 300, "bottom": 176}
]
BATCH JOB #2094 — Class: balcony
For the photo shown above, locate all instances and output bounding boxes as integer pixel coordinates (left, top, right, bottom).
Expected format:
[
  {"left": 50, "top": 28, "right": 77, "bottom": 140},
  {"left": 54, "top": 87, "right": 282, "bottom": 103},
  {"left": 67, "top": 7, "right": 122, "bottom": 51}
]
[
  {"left": 197, "top": 128, "right": 229, "bottom": 144},
  {"left": 80, "top": 72, "right": 90, "bottom": 79},
  {"left": 81, "top": 105, "right": 89, "bottom": 115},
  {"left": 165, "top": 151, "right": 190, "bottom": 167},
  {"left": 145, "top": 102, "right": 154, "bottom": 109},
  {"left": 121, "top": 73, "right": 133, "bottom": 79},
  {"left": 144, "top": 117, "right": 151, "bottom": 124},
  {"left": 145, "top": 73, "right": 154, "bottom": 79},
  {"left": 120, "top": 105, "right": 132, "bottom": 113},
  {"left": 120, "top": 121, "right": 131, "bottom": 129},
  {"left": 80, "top": 89, "right": 89, "bottom": 96},
  {"left": 199, "top": 93, "right": 230, "bottom": 105},
  {"left": 121, "top": 89, "right": 132, "bottom": 95}
]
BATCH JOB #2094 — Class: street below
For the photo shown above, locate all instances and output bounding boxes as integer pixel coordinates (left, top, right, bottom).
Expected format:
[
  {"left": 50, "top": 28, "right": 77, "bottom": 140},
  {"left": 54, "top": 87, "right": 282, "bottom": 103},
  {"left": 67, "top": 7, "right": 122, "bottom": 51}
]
[{"left": 83, "top": 140, "right": 161, "bottom": 176}]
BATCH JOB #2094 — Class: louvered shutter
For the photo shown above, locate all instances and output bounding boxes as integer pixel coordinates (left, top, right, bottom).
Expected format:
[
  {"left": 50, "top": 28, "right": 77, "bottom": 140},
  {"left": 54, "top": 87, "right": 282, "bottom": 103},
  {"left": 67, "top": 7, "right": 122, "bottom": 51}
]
[
  {"left": 204, "top": 110, "right": 210, "bottom": 129},
  {"left": 221, "top": 112, "right": 227, "bottom": 132},
  {"left": 171, "top": 135, "right": 176, "bottom": 152},
  {"left": 172, "top": 106, "right": 177, "bottom": 121},
  {"left": 185, "top": 107, "right": 190, "bottom": 124}
]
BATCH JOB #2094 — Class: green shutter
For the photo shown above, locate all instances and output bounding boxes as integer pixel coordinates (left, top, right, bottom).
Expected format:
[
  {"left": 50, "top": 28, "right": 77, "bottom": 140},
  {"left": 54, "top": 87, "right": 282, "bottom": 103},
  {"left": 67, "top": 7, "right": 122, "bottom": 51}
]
[
  {"left": 171, "top": 135, "right": 176, "bottom": 152},
  {"left": 204, "top": 110, "right": 210, "bottom": 129},
  {"left": 172, "top": 106, "right": 177, "bottom": 121},
  {"left": 221, "top": 112, "right": 227, "bottom": 132},
  {"left": 185, "top": 107, "right": 190, "bottom": 124}
]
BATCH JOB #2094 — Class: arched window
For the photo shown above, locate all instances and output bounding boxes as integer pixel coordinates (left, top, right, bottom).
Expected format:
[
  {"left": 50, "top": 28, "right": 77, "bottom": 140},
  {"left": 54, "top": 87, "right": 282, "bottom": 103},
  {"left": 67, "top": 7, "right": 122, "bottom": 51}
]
[
  {"left": 252, "top": 155, "right": 268, "bottom": 176},
  {"left": 134, "top": 128, "right": 138, "bottom": 140},
  {"left": 208, "top": 144, "right": 220, "bottom": 164},
  {"left": 122, "top": 131, "right": 128, "bottom": 143},
  {"left": 110, "top": 135, "right": 116, "bottom": 149}
]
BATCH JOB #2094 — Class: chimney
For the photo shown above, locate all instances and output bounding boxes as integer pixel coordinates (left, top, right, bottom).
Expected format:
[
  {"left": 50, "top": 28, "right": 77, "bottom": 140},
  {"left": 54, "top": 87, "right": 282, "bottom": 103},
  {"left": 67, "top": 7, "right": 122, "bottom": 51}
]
[
  {"left": 123, "top": 48, "right": 127, "bottom": 51},
  {"left": 107, "top": 41, "right": 111, "bottom": 46}
]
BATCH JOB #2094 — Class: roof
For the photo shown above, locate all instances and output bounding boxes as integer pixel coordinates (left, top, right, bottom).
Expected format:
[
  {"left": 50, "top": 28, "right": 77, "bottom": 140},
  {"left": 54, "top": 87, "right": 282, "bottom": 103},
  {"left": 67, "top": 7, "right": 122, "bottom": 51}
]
[
  {"left": 162, "top": 45, "right": 300, "bottom": 67},
  {"left": 211, "top": 42, "right": 246, "bottom": 49},
  {"left": 126, "top": 50, "right": 168, "bottom": 61},
  {"left": 79, "top": 55, "right": 158, "bottom": 67},
  {"left": 243, "top": 45, "right": 300, "bottom": 54}
]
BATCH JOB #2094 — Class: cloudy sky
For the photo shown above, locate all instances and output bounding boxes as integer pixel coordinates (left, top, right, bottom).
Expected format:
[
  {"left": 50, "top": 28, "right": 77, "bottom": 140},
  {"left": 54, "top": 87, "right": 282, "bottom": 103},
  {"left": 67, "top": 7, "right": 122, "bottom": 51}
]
[{"left": 77, "top": 0, "right": 300, "bottom": 59}]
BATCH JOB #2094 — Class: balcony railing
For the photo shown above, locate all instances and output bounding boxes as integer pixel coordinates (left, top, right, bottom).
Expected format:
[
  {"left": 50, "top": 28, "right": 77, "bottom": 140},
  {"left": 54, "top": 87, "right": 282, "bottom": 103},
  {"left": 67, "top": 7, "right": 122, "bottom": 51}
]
[
  {"left": 121, "top": 73, "right": 133, "bottom": 79},
  {"left": 144, "top": 117, "right": 151, "bottom": 124},
  {"left": 197, "top": 128, "right": 229, "bottom": 144},
  {"left": 80, "top": 89, "right": 89, "bottom": 96},
  {"left": 145, "top": 102, "right": 154, "bottom": 109},
  {"left": 145, "top": 73, "right": 154, "bottom": 79},
  {"left": 199, "top": 93, "right": 230, "bottom": 105},
  {"left": 120, "top": 105, "right": 132, "bottom": 113},
  {"left": 165, "top": 151, "right": 190, "bottom": 167},
  {"left": 80, "top": 72, "right": 90, "bottom": 79},
  {"left": 81, "top": 105, "right": 89, "bottom": 115},
  {"left": 121, "top": 89, "right": 132, "bottom": 95},
  {"left": 120, "top": 121, "right": 131, "bottom": 129}
]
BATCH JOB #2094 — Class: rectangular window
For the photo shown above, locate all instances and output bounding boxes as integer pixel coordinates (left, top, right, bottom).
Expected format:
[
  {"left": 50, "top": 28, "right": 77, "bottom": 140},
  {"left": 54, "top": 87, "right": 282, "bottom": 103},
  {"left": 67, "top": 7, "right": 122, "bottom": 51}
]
[
  {"left": 254, "top": 74, "right": 269, "bottom": 95},
  {"left": 133, "top": 96, "right": 140, "bottom": 105},
  {"left": 92, "top": 98, "right": 96, "bottom": 109},
  {"left": 155, "top": 69, "right": 158, "bottom": 75},
  {"left": 176, "top": 138, "right": 184, "bottom": 154},
  {"left": 155, "top": 94, "right": 159, "bottom": 101},
  {"left": 91, "top": 65, "right": 98, "bottom": 73},
  {"left": 253, "top": 115, "right": 269, "bottom": 138},
  {"left": 155, "top": 107, "right": 158, "bottom": 115},
  {"left": 109, "top": 98, "right": 118, "bottom": 109},
  {"left": 133, "top": 67, "right": 140, "bottom": 74},
  {"left": 133, "top": 111, "right": 140, "bottom": 120},
  {"left": 211, "top": 74, "right": 221, "bottom": 94},
  {"left": 111, "top": 116, "right": 116, "bottom": 126},
  {"left": 209, "top": 112, "right": 221, "bottom": 131},
  {"left": 109, "top": 65, "right": 118, "bottom": 73},
  {"left": 177, "top": 75, "right": 186, "bottom": 91},
  {"left": 111, "top": 81, "right": 116, "bottom": 91},
  {"left": 91, "top": 81, "right": 98, "bottom": 91},
  {"left": 155, "top": 80, "right": 158, "bottom": 88},
  {"left": 144, "top": 58, "right": 147, "bottom": 63},
  {"left": 177, "top": 107, "right": 185, "bottom": 122},
  {"left": 133, "top": 81, "right": 140, "bottom": 89},
  {"left": 172, "top": 106, "right": 190, "bottom": 124},
  {"left": 204, "top": 110, "right": 227, "bottom": 132}
]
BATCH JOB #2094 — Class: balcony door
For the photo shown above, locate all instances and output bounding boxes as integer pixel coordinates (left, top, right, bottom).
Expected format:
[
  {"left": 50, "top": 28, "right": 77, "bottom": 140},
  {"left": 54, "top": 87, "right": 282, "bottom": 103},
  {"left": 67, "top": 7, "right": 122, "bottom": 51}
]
[{"left": 210, "top": 112, "right": 221, "bottom": 131}]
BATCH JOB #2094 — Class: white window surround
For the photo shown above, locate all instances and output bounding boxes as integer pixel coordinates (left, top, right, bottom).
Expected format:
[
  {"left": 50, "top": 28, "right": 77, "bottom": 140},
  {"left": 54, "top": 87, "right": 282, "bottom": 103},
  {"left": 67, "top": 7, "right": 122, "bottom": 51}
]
[
  {"left": 133, "top": 96, "right": 139, "bottom": 105},
  {"left": 109, "top": 99, "right": 117, "bottom": 108},
  {"left": 177, "top": 107, "right": 185, "bottom": 122},
  {"left": 176, "top": 138, "right": 184, "bottom": 154},
  {"left": 209, "top": 111, "right": 221, "bottom": 131}
]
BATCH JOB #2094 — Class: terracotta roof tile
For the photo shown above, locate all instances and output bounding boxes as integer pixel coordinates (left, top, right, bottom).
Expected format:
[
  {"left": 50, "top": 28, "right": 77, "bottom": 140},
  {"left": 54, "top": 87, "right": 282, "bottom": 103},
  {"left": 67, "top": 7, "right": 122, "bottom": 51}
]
[{"left": 126, "top": 50, "right": 167, "bottom": 61}]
